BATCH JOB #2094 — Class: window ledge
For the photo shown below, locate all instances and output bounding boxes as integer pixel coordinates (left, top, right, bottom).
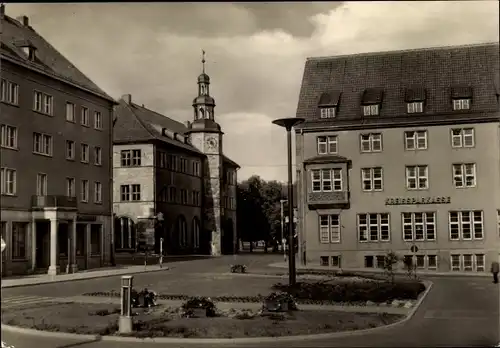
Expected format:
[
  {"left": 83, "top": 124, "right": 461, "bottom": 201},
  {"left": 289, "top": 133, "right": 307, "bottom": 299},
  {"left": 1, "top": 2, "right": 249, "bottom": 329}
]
[
  {"left": 66, "top": 158, "right": 75, "bottom": 161},
  {"left": 33, "top": 110, "right": 54, "bottom": 117},
  {"left": 1, "top": 193, "right": 17, "bottom": 197},
  {"left": 1, "top": 101, "right": 20, "bottom": 107},
  {"left": 1, "top": 146, "right": 19, "bottom": 151},
  {"left": 81, "top": 124, "right": 90, "bottom": 128},
  {"left": 33, "top": 152, "right": 53, "bottom": 157},
  {"left": 66, "top": 119, "right": 76, "bottom": 123}
]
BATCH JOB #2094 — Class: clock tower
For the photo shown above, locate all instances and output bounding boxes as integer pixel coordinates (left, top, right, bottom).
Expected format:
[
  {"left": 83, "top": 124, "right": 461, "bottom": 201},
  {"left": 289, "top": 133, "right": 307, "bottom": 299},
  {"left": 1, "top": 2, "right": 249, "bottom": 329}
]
[{"left": 186, "top": 51, "right": 224, "bottom": 256}]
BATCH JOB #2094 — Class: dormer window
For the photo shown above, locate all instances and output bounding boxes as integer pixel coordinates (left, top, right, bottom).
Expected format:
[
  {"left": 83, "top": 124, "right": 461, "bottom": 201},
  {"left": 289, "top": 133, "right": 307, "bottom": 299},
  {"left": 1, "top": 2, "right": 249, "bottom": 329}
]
[
  {"left": 14, "top": 40, "right": 36, "bottom": 61},
  {"left": 363, "top": 104, "right": 379, "bottom": 116},
  {"left": 318, "top": 91, "right": 341, "bottom": 119},
  {"left": 320, "top": 108, "right": 336, "bottom": 119},
  {"left": 361, "top": 88, "right": 383, "bottom": 116},
  {"left": 453, "top": 99, "right": 470, "bottom": 111},
  {"left": 451, "top": 86, "right": 472, "bottom": 111},
  {"left": 405, "top": 87, "right": 426, "bottom": 114}
]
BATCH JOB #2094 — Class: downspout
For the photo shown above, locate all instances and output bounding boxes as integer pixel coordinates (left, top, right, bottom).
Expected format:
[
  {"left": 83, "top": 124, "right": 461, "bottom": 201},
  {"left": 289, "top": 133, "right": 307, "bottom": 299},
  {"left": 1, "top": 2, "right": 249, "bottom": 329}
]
[{"left": 109, "top": 107, "right": 116, "bottom": 266}]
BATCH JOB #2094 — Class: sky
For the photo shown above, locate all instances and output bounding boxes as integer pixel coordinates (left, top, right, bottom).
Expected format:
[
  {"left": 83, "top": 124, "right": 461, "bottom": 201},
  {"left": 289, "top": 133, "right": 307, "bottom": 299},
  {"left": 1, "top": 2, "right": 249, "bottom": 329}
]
[{"left": 5, "top": 2, "right": 499, "bottom": 182}]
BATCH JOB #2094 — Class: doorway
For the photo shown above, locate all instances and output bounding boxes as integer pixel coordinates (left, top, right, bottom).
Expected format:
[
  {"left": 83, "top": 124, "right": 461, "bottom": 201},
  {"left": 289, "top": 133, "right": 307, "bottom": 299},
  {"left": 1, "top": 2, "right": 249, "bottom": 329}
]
[{"left": 35, "top": 220, "right": 50, "bottom": 269}]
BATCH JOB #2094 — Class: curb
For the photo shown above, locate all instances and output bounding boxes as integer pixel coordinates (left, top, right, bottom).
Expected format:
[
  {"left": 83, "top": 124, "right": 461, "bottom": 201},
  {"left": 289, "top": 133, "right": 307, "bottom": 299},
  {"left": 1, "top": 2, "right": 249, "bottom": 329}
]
[
  {"left": 1, "top": 267, "right": 170, "bottom": 289},
  {"left": 1, "top": 280, "right": 433, "bottom": 344}
]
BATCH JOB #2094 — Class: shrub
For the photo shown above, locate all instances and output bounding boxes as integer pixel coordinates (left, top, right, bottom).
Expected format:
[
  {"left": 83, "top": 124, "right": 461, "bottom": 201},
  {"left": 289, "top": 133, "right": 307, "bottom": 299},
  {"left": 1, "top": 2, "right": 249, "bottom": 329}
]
[
  {"left": 181, "top": 297, "right": 217, "bottom": 317},
  {"left": 383, "top": 251, "right": 399, "bottom": 283},
  {"left": 230, "top": 264, "right": 247, "bottom": 273},
  {"left": 263, "top": 292, "right": 298, "bottom": 311},
  {"left": 272, "top": 280, "right": 425, "bottom": 303}
]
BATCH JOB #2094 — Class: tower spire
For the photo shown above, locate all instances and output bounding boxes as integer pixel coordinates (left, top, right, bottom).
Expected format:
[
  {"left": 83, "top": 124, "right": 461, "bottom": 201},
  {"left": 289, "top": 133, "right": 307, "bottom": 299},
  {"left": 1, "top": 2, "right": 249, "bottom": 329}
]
[{"left": 202, "top": 49, "right": 206, "bottom": 74}]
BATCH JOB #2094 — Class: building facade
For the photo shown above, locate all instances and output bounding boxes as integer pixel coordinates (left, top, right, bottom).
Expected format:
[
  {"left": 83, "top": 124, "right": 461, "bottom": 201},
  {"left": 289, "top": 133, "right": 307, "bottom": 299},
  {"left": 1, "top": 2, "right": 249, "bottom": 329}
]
[
  {"left": 295, "top": 42, "right": 500, "bottom": 273},
  {"left": 0, "top": 9, "right": 116, "bottom": 276},
  {"left": 113, "top": 67, "right": 238, "bottom": 256}
]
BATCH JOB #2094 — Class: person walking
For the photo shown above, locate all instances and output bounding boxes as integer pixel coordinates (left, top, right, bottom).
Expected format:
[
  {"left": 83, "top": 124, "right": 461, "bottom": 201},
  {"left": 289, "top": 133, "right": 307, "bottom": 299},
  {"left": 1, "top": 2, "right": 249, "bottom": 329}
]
[{"left": 491, "top": 260, "right": 499, "bottom": 283}]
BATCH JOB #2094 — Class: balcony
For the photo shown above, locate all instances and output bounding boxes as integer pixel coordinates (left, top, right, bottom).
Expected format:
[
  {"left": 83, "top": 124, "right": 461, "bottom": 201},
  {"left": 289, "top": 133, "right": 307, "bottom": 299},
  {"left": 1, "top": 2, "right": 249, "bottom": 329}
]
[
  {"left": 31, "top": 195, "right": 78, "bottom": 209},
  {"left": 307, "top": 191, "right": 350, "bottom": 209}
]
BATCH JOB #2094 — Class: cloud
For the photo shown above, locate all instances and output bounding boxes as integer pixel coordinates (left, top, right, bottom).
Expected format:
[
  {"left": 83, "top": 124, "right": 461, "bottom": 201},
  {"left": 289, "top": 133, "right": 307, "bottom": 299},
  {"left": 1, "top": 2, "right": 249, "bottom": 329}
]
[{"left": 4, "top": 2, "right": 499, "bottom": 182}]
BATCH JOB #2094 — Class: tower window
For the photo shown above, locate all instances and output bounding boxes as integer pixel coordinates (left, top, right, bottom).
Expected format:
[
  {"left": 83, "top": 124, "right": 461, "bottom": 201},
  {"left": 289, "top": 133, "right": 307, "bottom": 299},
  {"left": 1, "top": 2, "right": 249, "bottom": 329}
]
[
  {"left": 199, "top": 108, "right": 204, "bottom": 119},
  {"left": 200, "top": 85, "right": 206, "bottom": 95}
]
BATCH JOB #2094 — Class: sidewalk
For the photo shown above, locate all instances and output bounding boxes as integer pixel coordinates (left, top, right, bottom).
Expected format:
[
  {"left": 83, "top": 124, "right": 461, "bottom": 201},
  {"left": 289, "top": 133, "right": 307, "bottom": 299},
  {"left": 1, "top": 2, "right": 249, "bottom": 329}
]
[
  {"left": 268, "top": 261, "right": 492, "bottom": 278},
  {"left": 1, "top": 264, "right": 169, "bottom": 289}
]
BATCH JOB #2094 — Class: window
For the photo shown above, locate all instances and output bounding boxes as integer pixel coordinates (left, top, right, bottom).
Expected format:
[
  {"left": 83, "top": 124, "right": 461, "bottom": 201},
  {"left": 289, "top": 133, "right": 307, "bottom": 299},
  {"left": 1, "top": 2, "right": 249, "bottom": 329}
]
[
  {"left": 36, "top": 173, "right": 47, "bottom": 196},
  {"left": 415, "top": 255, "right": 425, "bottom": 269},
  {"left": 1, "top": 222, "right": 5, "bottom": 261},
  {"left": 90, "top": 224, "right": 101, "bottom": 255},
  {"left": 449, "top": 211, "right": 483, "bottom": 240},
  {"left": 475, "top": 254, "right": 485, "bottom": 272},
  {"left": 427, "top": 255, "right": 437, "bottom": 270},
  {"left": 375, "top": 255, "right": 385, "bottom": 269},
  {"left": 451, "top": 128, "right": 474, "bottom": 148},
  {"left": 1, "top": 79, "right": 19, "bottom": 105},
  {"left": 319, "top": 214, "right": 341, "bottom": 243},
  {"left": 363, "top": 104, "right": 379, "bottom": 116},
  {"left": 361, "top": 167, "right": 383, "bottom": 191},
  {"left": 180, "top": 189, "right": 188, "bottom": 204},
  {"left": 407, "top": 102, "right": 423, "bottom": 114},
  {"left": 311, "top": 168, "right": 342, "bottom": 192},
  {"left": 402, "top": 212, "right": 436, "bottom": 241},
  {"left": 94, "top": 111, "right": 102, "bottom": 129},
  {"left": 121, "top": 149, "right": 141, "bottom": 166},
  {"left": 81, "top": 107, "right": 90, "bottom": 126},
  {"left": 131, "top": 184, "right": 141, "bottom": 201},
  {"left": 81, "top": 144, "right": 89, "bottom": 163},
  {"left": 357, "top": 213, "right": 390, "bottom": 242},
  {"left": 317, "top": 135, "right": 338, "bottom": 155},
  {"left": 320, "top": 107, "right": 336, "bottom": 119},
  {"left": 192, "top": 191, "right": 201, "bottom": 206},
  {"left": 453, "top": 163, "right": 476, "bottom": 188},
  {"left": 66, "top": 102, "right": 76, "bottom": 122},
  {"left": 450, "top": 254, "right": 461, "bottom": 271},
  {"left": 94, "top": 182, "right": 102, "bottom": 203},
  {"left": 364, "top": 256, "right": 374, "bottom": 268},
  {"left": 320, "top": 256, "right": 329, "bottom": 266},
  {"left": 65, "top": 140, "right": 75, "bottom": 160},
  {"left": 404, "top": 130, "right": 427, "bottom": 150},
  {"left": 76, "top": 224, "right": 85, "bottom": 256},
  {"left": 193, "top": 161, "right": 201, "bottom": 176},
  {"left": 453, "top": 98, "right": 470, "bottom": 111},
  {"left": 33, "top": 132, "right": 52, "bottom": 156},
  {"left": 169, "top": 186, "right": 177, "bottom": 202},
  {"left": 360, "top": 133, "right": 382, "bottom": 152},
  {"left": 463, "top": 254, "right": 473, "bottom": 271},
  {"left": 81, "top": 180, "right": 89, "bottom": 202},
  {"left": 1, "top": 168, "right": 16, "bottom": 195},
  {"left": 120, "top": 185, "right": 130, "bottom": 201},
  {"left": 331, "top": 256, "right": 341, "bottom": 268},
  {"left": 405, "top": 165, "right": 428, "bottom": 190},
  {"left": 94, "top": 147, "right": 102, "bottom": 166},
  {"left": 1, "top": 124, "right": 18, "bottom": 149},
  {"left": 11, "top": 222, "right": 27, "bottom": 260},
  {"left": 66, "top": 177, "right": 75, "bottom": 197},
  {"left": 33, "top": 91, "right": 52, "bottom": 115}
]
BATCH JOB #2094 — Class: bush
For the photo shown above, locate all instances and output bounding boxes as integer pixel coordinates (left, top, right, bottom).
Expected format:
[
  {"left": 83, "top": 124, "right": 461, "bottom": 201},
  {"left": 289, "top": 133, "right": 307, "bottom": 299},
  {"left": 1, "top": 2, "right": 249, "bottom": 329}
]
[
  {"left": 181, "top": 297, "right": 217, "bottom": 317},
  {"left": 383, "top": 251, "right": 399, "bottom": 283},
  {"left": 263, "top": 292, "right": 298, "bottom": 311},
  {"left": 272, "top": 280, "right": 425, "bottom": 303},
  {"left": 230, "top": 264, "right": 247, "bottom": 273}
]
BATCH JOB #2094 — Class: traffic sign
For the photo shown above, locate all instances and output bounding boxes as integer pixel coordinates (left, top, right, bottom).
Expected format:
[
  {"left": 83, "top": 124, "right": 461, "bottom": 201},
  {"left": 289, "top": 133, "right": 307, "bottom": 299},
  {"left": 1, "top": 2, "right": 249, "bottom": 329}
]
[
  {"left": 410, "top": 245, "right": 418, "bottom": 253},
  {"left": 1, "top": 238, "right": 6, "bottom": 253}
]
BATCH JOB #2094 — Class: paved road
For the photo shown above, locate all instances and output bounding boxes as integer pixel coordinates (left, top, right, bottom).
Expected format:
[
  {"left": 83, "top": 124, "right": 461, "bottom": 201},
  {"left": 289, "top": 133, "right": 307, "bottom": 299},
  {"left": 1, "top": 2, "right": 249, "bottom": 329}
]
[{"left": 2, "top": 257, "right": 500, "bottom": 347}]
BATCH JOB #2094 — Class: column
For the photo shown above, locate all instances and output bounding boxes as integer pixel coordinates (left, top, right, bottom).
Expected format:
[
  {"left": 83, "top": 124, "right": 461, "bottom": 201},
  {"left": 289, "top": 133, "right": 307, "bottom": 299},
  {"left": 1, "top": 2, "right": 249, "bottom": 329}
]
[
  {"left": 31, "top": 220, "right": 37, "bottom": 271},
  {"left": 47, "top": 219, "right": 59, "bottom": 276},
  {"left": 70, "top": 219, "right": 78, "bottom": 272},
  {"left": 85, "top": 224, "right": 91, "bottom": 269}
]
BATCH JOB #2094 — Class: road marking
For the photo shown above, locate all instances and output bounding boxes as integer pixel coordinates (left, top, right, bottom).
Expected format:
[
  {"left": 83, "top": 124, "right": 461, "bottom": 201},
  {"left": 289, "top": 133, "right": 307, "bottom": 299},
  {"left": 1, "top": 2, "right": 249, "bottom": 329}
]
[{"left": 1, "top": 295, "right": 70, "bottom": 309}]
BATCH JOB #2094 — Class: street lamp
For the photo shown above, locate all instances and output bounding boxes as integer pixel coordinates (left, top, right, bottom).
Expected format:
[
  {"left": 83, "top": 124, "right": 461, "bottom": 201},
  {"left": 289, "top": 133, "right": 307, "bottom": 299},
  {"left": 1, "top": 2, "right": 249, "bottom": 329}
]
[{"left": 272, "top": 117, "right": 304, "bottom": 286}]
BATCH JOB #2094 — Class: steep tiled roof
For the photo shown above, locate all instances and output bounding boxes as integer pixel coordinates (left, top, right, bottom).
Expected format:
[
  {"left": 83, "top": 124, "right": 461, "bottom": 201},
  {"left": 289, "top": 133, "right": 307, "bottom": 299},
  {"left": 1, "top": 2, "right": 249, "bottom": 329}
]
[
  {"left": 1, "top": 13, "right": 114, "bottom": 102},
  {"left": 296, "top": 42, "right": 500, "bottom": 124},
  {"left": 114, "top": 98, "right": 240, "bottom": 168}
]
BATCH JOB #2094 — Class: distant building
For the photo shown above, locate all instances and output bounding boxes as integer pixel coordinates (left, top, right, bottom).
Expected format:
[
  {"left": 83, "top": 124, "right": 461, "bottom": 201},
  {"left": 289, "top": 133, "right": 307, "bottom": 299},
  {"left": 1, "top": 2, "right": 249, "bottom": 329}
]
[
  {"left": 0, "top": 8, "right": 117, "bottom": 276},
  {"left": 295, "top": 42, "right": 500, "bottom": 272},
  {"left": 112, "top": 64, "right": 239, "bottom": 256}
]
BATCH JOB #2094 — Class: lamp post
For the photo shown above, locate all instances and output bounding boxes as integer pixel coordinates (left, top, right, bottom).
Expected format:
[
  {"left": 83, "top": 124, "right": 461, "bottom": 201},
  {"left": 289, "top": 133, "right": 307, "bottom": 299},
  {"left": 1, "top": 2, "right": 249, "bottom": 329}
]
[{"left": 272, "top": 117, "right": 304, "bottom": 286}]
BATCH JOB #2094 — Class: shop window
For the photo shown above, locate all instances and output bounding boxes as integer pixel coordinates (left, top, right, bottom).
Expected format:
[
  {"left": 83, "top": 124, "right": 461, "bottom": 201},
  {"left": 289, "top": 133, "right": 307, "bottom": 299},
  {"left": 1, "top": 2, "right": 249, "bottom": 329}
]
[
  {"left": 76, "top": 224, "right": 86, "bottom": 256},
  {"left": 90, "top": 224, "right": 101, "bottom": 255}
]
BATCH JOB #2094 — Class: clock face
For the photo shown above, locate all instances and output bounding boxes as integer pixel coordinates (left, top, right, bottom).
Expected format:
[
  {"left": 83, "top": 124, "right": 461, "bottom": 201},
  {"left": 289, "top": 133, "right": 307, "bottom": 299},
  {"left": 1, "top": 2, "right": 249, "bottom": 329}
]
[{"left": 206, "top": 136, "right": 218, "bottom": 150}]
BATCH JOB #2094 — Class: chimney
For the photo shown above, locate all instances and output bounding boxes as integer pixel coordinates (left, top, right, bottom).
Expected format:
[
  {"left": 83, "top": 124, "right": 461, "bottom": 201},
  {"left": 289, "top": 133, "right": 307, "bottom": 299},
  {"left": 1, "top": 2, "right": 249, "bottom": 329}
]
[
  {"left": 121, "top": 94, "right": 132, "bottom": 104},
  {"left": 185, "top": 121, "right": 191, "bottom": 129},
  {"left": 16, "top": 15, "right": 29, "bottom": 26}
]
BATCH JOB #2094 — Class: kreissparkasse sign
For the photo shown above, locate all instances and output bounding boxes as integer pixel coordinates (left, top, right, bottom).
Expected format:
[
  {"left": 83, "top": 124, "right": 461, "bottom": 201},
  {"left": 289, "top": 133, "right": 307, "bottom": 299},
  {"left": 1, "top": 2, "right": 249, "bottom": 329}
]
[{"left": 385, "top": 196, "right": 451, "bottom": 205}]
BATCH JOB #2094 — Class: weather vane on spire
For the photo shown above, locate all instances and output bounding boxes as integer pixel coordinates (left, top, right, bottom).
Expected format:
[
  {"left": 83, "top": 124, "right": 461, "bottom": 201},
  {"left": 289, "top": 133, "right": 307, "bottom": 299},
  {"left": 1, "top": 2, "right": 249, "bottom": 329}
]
[{"left": 201, "top": 49, "right": 206, "bottom": 74}]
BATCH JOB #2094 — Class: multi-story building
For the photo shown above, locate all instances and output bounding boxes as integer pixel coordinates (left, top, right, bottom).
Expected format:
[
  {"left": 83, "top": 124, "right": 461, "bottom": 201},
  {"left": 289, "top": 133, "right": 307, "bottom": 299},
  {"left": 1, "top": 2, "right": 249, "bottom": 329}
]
[
  {"left": 295, "top": 42, "right": 500, "bottom": 273},
  {"left": 0, "top": 8, "right": 117, "bottom": 275},
  {"left": 113, "top": 64, "right": 239, "bottom": 256}
]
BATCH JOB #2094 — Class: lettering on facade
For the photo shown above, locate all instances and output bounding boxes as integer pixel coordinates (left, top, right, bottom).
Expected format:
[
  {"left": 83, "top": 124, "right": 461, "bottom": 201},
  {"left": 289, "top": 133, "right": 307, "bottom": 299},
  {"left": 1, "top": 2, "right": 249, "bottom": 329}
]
[
  {"left": 308, "top": 191, "right": 348, "bottom": 202},
  {"left": 385, "top": 196, "right": 451, "bottom": 206},
  {"left": 76, "top": 215, "right": 97, "bottom": 222}
]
